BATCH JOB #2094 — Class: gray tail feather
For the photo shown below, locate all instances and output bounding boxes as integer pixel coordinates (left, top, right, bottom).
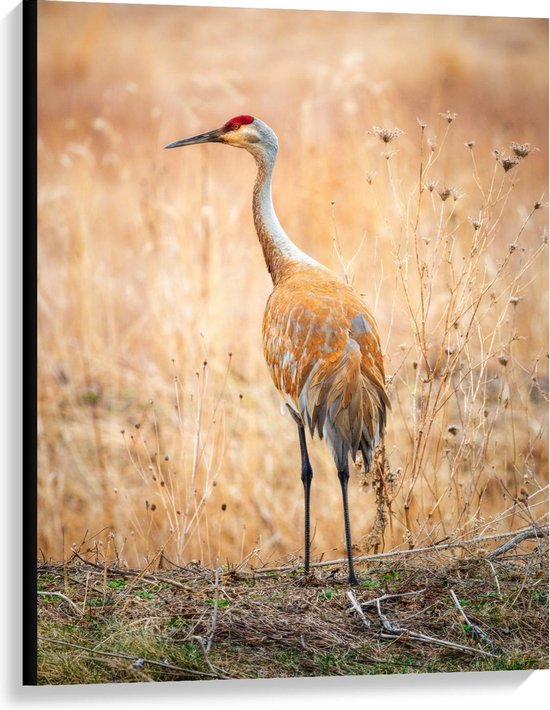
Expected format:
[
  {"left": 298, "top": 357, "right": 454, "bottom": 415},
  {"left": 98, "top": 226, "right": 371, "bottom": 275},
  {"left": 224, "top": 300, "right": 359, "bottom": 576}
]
[
  {"left": 360, "top": 403, "right": 387, "bottom": 472},
  {"left": 360, "top": 437, "right": 373, "bottom": 472}
]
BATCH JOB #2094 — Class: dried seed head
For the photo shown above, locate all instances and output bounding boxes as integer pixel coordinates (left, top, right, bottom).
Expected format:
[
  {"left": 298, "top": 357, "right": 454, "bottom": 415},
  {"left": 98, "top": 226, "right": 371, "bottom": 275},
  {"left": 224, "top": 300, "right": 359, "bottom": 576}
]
[
  {"left": 417, "top": 117, "right": 427, "bottom": 129},
  {"left": 510, "top": 142, "right": 539, "bottom": 158},
  {"left": 447, "top": 424, "right": 459, "bottom": 436},
  {"left": 498, "top": 355, "right": 509, "bottom": 366},
  {"left": 437, "top": 185, "right": 457, "bottom": 202},
  {"left": 469, "top": 216, "right": 483, "bottom": 231},
  {"left": 428, "top": 138, "right": 438, "bottom": 152},
  {"left": 509, "top": 295, "right": 521, "bottom": 306},
  {"left": 493, "top": 149, "right": 521, "bottom": 173},
  {"left": 518, "top": 487, "right": 529, "bottom": 503},
  {"left": 508, "top": 243, "right": 518, "bottom": 253},
  {"left": 365, "top": 171, "right": 377, "bottom": 185},
  {"left": 440, "top": 110, "right": 458, "bottom": 123},
  {"left": 371, "top": 126, "right": 404, "bottom": 143},
  {"left": 425, "top": 179, "right": 438, "bottom": 192},
  {"left": 502, "top": 157, "right": 521, "bottom": 172},
  {"left": 450, "top": 187, "right": 463, "bottom": 201},
  {"left": 464, "top": 140, "right": 475, "bottom": 149}
]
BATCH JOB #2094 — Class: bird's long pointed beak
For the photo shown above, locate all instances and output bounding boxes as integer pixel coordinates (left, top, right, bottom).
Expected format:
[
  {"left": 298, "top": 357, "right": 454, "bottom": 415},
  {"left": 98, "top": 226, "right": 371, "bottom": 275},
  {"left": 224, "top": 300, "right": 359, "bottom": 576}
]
[{"left": 164, "top": 128, "right": 224, "bottom": 150}]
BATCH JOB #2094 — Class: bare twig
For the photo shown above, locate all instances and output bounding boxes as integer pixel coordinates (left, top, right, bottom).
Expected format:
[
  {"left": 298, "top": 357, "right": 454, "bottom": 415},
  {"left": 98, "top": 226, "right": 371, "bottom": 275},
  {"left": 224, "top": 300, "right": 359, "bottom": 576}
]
[
  {"left": 253, "top": 525, "right": 549, "bottom": 575},
  {"left": 205, "top": 566, "right": 221, "bottom": 653},
  {"left": 375, "top": 598, "right": 408, "bottom": 633},
  {"left": 37, "top": 591, "right": 83, "bottom": 616},
  {"left": 37, "top": 636, "right": 222, "bottom": 678},
  {"left": 348, "top": 588, "right": 496, "bottom": 658},
  {"left": 376, "top": 630, "right": 496, "bottom": 657},
  {"left": 191, "top": 635, "right": 231, "bottom": 679},
  {"left": 360, "top": 589, "right": 427, "bottom": 607},
  {"left": 486, "top": 526, "right": 548, "bottom": 560},
  {"left": 70, "top": 549, "right": 193, "bottom": 591},
  {"left": 484, "top": 559, "right": 502, "bottom": 597},
  {"left": 346, "top": 590, "right": 371, "bottom": 627},
  {"left": 449, "top": 589, "right": 501, "bottom": 653},
  {"left": 229, "top": 548, "right": 262, "bottom": 573}
]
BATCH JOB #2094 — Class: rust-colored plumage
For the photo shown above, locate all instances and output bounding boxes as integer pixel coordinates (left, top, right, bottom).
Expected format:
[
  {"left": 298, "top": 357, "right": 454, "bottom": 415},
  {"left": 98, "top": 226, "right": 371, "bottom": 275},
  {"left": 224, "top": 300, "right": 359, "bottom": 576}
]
[
  {"left": 263, "top": 262, "right": 388, "bottom": 470},
  {"left": 165, "top": 115, "right": 389, "bottom": 584}
]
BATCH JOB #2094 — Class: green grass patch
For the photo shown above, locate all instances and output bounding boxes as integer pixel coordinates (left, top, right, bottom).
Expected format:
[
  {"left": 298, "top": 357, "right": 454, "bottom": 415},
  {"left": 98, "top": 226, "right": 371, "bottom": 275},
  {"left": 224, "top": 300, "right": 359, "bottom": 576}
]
[{"left": 37, "top": 550, "right": 549, "bottom": 685}]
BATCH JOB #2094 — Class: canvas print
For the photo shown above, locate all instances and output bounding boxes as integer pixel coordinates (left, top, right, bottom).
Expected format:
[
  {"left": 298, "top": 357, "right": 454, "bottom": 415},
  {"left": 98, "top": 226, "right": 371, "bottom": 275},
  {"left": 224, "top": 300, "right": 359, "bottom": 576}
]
[{"left": 36, "top": 0, "right": 548, "bottom": 684}]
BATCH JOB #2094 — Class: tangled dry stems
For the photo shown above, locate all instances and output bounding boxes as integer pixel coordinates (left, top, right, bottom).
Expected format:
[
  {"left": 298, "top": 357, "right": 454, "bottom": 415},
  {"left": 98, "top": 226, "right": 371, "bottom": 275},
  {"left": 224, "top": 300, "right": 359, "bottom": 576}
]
[{"left": 38, "top": 528, "right": 548, "bottom": 684}]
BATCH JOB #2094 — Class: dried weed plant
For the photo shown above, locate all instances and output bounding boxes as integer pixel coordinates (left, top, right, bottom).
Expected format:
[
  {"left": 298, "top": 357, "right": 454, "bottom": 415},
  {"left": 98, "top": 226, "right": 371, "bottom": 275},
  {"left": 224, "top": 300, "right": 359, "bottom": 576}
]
[{"left": 363, "top": 115, "right": 548, "bottom": 552}]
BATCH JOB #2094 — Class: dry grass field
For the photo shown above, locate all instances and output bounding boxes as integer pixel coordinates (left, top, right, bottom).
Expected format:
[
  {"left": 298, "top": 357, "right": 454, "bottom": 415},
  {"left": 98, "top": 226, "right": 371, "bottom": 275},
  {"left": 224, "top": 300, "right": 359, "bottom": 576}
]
[{"left": 38, "top": 2, "right": 548, "bottom": 579}]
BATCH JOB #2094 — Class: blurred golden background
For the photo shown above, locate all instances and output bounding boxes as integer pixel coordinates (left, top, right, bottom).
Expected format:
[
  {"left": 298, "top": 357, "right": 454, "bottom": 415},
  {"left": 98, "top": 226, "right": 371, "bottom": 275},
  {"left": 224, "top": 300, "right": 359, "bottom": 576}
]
[{"left": 38, "top": 1, "right": 548, "bottom": 568}]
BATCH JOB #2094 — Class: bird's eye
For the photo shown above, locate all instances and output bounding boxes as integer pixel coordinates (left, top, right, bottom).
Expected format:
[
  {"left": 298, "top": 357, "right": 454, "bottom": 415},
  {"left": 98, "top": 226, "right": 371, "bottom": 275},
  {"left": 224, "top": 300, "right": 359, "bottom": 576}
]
[{"left": 223, "top": 115, "right": 253, "bottom": 132}]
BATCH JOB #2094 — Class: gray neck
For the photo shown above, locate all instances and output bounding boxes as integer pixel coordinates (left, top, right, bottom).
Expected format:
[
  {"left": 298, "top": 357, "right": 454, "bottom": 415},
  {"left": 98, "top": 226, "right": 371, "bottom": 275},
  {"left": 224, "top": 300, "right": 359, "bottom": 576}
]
[{"left": 251, "top": 148, "right": 317, "bottom": 283}]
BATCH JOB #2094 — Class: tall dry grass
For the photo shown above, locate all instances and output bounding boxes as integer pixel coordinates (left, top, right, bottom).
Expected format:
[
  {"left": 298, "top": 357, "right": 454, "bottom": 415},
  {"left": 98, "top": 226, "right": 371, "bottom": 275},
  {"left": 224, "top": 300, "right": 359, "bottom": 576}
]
[{"left": 37, "top": 2, "right": 548, "bottom": 568}]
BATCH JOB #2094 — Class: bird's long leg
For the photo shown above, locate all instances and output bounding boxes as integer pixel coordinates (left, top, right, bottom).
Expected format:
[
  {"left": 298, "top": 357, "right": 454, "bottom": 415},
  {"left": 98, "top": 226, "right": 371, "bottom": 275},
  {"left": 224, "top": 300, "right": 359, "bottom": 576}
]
[
  {"left": 297, "top": 423, "right": 313, "bottom": 575},
  {"left": 338, "top": 462, "right": 359, "bottom": 585}
]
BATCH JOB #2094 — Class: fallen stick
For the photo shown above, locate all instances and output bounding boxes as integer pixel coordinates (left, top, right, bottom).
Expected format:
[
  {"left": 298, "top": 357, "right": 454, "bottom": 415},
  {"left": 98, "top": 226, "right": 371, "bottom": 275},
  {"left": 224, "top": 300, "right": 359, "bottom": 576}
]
[
  {"left": 486, "top": 526, "right": 548, "bottom": 560},
  {"left": 253, "top": 525, "right": 549, "bottom": 575},
  {"left": 69, "top": 549, "right": 193, "bottom": 591},
  {"left": 360, "top": 589, "right": 427, "bottom": 607},
  {"left": 37, "top": 591, "right": 83, "bottom": 616},
  {"left": 346, "top": 590, "right": 371, "bottom": 628},
  {"left": 205, "top": 566, "right": 221, "bottom": 653},
  {"left": 37, "top": 636, "right": 223, "bottom": 678},
  {"left": 376, "top": 630, "right": 496, "bottom": 657},
  {"left": 348, "top": 589, "right": 496, "bottom": 658},
  {"left": 449, "top": 588, "right": 501, "bottom": 653},
  {"left": 191, "top": 635, "right": 230, "bottom": 679}
]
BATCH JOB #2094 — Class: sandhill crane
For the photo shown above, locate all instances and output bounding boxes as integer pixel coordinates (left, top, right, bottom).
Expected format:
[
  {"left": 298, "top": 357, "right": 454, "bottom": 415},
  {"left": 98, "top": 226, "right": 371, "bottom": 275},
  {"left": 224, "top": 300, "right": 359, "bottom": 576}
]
[{"left": 165, "top": 115, "right": 389, "bottom": 585}]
